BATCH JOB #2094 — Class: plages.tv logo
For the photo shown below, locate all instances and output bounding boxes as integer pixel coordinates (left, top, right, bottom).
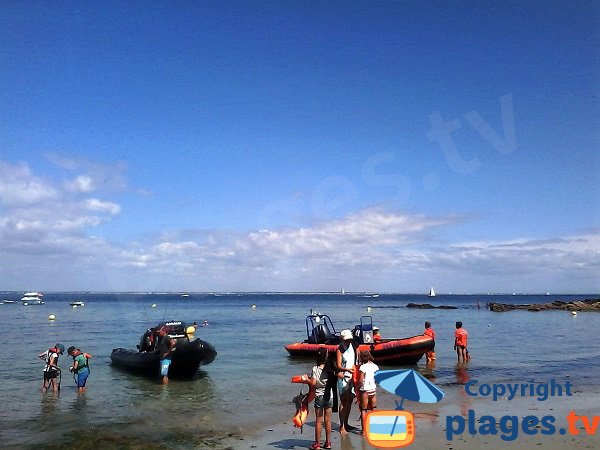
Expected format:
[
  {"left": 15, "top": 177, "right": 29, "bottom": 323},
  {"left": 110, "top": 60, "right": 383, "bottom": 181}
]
[
  {"left": 366, "top": 369, "right": 445, "bottom": 448},
  {"left": 365, "top": 410, "right": 416, "bottom": 448}
]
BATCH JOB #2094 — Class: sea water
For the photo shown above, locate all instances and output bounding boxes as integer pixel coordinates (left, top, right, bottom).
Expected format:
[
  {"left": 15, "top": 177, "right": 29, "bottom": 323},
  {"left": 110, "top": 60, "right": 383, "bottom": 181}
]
[{"left": 0, "top": 292, "right": 598, "bottom": 447}]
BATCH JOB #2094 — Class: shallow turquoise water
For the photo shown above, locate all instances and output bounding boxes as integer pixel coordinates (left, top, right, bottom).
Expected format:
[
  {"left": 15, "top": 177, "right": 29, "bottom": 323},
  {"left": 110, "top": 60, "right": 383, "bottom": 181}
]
[{"left": 0, "top": 292, "right": 598, "bottom": 447}]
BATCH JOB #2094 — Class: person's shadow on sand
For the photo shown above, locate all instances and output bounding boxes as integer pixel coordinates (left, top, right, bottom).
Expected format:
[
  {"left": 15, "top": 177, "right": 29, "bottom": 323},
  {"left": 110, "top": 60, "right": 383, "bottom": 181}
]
[{"left": 267, "top": 438, "right": 312, "bottom": 449}]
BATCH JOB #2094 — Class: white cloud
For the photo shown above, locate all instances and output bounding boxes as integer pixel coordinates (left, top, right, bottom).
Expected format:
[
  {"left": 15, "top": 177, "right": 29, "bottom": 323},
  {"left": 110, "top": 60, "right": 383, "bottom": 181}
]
[
  {"left": 0, "top": 161, "right": 58, "bottom": 206},
  {"left": 0, "top": 160, "right": 123, "bottom": 263},
  {"left": 436, "top": 232, "right": 600, "bottom": 277},
  {"left": 65, "top": 175, "right": 95, "bottom": 193},
  {"left": 84, "top": 198, "right": 121, "bottom": 215},
  {"left": 0, "top": 158, "right": 598, "bottom": 293},
  {"left": 47, "top": 153, "right": 128, "bottom": 192}
]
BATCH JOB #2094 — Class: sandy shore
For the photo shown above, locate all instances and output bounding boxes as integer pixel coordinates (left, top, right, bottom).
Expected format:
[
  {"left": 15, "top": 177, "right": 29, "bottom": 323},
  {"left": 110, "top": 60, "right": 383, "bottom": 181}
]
[{"left": 224, "top": 383, "right": 599, "bottom": 450}]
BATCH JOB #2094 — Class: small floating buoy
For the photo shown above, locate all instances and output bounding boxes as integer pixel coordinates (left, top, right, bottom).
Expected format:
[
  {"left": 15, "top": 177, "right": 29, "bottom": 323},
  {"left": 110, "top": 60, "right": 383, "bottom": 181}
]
[
  {"left": 48, "top": 314, "right": 56, "bottom": 321},
  {"left": 251, "top": 304, "right": 257, "bottom": 309},
  {"left": 151, "top": 304, "right": 157, "bottom": 308},
  {"left": 367, "top": 306, "right": 372, "bottom": 312},
  {"left": 571, "top": 311, "right": 577, "bottom": 316},
  {"left": 488, "top": 323, "right": 492, "bottom": 327}
]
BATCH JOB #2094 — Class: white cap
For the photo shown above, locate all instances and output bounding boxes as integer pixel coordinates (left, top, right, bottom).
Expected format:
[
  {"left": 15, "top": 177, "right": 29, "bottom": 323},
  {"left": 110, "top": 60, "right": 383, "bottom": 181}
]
[{"left": 340, "top": 329, "right": 353, "bottom": 341}]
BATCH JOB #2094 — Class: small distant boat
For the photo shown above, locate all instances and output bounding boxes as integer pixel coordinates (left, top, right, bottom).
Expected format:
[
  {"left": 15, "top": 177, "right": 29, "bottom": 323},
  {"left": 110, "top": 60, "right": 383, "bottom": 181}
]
[
  {"left": 22, "top": 292, "right": 44, "bottom": 306},
  {"left": 70, "top": 301, "right": 85, "bottom": 307},
  {"left": 181, "top": 293, "right": 190, "bottom": 298},
  {"left": 3, "top": 300, "right": 15, "bottom": 304},
  {"left": 428, "top": 287, "right": 436, "bottom": 297}
]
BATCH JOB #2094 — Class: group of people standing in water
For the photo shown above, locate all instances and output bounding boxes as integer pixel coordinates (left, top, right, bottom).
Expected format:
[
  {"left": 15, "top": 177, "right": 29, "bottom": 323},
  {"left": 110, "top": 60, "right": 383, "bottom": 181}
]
[
  {"left": 302, "top": 320, "right": 470, "bottom": 449},
  {"left": 38, "top": 343, "right": 91, "bottom": 394}
]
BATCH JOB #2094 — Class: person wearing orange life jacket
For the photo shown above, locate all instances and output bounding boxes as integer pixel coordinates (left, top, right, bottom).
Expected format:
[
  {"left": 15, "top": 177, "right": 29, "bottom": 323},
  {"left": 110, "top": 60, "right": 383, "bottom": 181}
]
[
  {"left": 38, "top": 343, "right": 65, "bottom": 393},
  {"left": 423, "top": 321, "right": 436, "bottom": 361},
  {"left": 454, "top": 321, "right": 470, "bottom": 362},
  {"left": 373, "top": 326, "right": 382, "bottom": 343},
  {"left": 67, "top": 346, "right": 91, "bottom": 393}
]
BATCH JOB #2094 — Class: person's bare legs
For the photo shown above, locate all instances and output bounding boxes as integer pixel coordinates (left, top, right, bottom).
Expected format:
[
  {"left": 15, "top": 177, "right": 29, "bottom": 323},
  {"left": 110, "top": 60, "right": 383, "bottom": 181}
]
[
  {"left": 339, "top": 388, "right": 353, "bottom": 433},
  {"left": 324, "top": 407, "right": 332, "bottom": 447},
  {"left": 315, "top": 407, "right": 323, "bottom": 445}
]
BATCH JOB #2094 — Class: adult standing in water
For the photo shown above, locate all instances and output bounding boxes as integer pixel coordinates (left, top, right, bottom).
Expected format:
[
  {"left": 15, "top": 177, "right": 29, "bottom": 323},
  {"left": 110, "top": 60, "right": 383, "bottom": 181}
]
[
  {"left": 336, "top": 329, "right": 356, "bottom": 434},
  {"left": 158, "top": 328, "right": 175, "bottom": 384}
]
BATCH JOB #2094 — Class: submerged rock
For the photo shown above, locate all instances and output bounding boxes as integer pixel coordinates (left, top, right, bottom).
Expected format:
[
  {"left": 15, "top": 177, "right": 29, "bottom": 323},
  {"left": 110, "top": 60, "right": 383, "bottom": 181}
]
[
  {"left": 406, "top": 303, "right": 458, "bottom": 309},
  {"left": 489, "top": 299, "right": 600, "bottom": 312}
]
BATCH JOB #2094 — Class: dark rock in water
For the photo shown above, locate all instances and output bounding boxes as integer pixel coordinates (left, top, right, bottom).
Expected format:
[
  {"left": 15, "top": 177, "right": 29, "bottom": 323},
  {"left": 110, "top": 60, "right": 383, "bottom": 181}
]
[
  {"left": 489, "top": 299, "right": 600, "bottom": 312},
  {"left": 406, "top": 303, "right": 458, "bottom": 309}
]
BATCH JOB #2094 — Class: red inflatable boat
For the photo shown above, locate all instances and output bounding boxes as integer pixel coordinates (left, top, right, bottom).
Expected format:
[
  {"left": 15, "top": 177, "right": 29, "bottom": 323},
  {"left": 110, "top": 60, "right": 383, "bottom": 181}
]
[{"left": 285, "top": 314, "right": 434, "bottom": 365}]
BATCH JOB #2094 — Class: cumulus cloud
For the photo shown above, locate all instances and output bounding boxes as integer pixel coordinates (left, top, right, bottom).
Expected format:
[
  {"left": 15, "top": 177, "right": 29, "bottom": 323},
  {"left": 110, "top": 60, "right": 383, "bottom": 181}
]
[
  {"left": 436, "top": 232, "right": 600, "bottom": 277},
  {"left": 0, "top": 161, "right": 58, "bottom": 206},
  {"left": 1, "top": 158, "right": 598, "bottom": 292},
  {"left": 65, "top": 175, "right": 95, "bottom": 193},
  {"left": 0, "top": 160, "right": 122, "bottom": 260},
  {"left": 84, "top": 198, "right": 121, "bottom": 215}
]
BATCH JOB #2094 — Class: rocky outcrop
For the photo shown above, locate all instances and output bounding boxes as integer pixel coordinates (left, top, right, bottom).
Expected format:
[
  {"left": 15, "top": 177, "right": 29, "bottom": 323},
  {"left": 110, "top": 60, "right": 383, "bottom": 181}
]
[
  {"left": 489, "top": 299, "right": 600, "bottom": 312},
  {"left": 406, "top": 303, "right": 458, "bottom": 309}
]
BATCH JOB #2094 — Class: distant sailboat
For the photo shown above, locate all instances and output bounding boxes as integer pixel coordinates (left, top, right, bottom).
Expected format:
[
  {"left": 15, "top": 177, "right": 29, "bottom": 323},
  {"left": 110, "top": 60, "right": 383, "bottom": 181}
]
[
  {"left": 428, "top": 287, "right": 436, "bottom": 297},
  {"left": 341, "top": 288, "right": 346, "bottom": 295}
]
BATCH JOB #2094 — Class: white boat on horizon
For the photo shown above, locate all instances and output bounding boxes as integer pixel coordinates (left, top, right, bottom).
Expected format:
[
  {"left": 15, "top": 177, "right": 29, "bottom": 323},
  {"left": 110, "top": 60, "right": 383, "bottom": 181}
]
[
  {"left": 22, "top": 292, "right": 44, "bottom": 306},
  {"left": 428, "top": 287, "right": 436, "bottom": 297},
  {"left": 70, "top": 301, "right": 85, "bottom": 307}
]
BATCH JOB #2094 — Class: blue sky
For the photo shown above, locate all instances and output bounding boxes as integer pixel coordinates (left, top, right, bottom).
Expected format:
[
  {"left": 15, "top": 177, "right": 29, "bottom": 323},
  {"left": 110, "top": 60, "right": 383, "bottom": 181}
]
[{"left": 0, "top": 1, "right": 597, "bottom": 293}]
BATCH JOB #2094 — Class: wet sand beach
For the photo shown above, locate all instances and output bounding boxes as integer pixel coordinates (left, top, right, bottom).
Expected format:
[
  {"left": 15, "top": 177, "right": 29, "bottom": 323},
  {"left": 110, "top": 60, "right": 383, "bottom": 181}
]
[{"left": 225, "top": 384, "right": 600, "bottom": 450}]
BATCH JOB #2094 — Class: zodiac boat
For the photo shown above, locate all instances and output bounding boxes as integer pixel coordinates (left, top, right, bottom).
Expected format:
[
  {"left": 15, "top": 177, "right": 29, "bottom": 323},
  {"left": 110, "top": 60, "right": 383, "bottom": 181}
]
[
  {"left": 285, "top": 314, "right": 434, "bottom": 365},
  {"left": 110, "top": 321, "right": 216, "bottom": 378}
]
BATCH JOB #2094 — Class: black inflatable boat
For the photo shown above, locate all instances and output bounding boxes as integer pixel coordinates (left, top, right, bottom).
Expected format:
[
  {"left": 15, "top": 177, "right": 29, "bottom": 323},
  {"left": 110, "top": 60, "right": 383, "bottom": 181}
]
[{"left": 110, "top": 321, "right": 216, "bottom": 379}]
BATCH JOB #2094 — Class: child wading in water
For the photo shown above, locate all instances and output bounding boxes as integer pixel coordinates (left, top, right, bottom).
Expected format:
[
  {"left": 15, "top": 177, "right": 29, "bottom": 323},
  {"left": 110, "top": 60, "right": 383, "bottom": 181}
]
[
  {"left": 358, "top": 350, "right": 379, "bottom": 435},
  {"left": 454, "top": 321, "right": 470, "bottom": 362},
  {"left": 307, "top": 348, "right": 335, "bottom": 450},
  {"left": 423, "top": 321, "right": 436, "bottom": 361}
]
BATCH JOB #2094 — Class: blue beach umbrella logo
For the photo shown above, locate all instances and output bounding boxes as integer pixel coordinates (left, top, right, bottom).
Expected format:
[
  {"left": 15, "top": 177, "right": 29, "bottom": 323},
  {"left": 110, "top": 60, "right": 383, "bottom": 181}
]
[{"left": 374, "top": 369, "right": 445, "bottom": 410}]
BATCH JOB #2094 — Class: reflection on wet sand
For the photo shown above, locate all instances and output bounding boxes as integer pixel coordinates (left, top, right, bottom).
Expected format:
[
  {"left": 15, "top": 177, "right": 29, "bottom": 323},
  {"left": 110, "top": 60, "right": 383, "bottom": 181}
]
[{"left": 455, "top": 362, "right": 472, "bottom": 415}]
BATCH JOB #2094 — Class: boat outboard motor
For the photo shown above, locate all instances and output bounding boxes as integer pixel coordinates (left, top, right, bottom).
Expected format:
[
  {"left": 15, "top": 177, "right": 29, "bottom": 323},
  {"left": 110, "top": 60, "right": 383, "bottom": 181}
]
[
  {"left": 138, "top": 329, "right": 154, "bottom": 352},
  {"left": 313, "top": 323, "right": 332, "bottom": 344}
]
